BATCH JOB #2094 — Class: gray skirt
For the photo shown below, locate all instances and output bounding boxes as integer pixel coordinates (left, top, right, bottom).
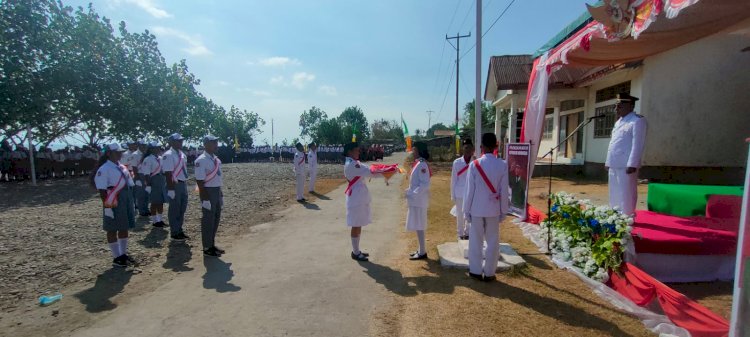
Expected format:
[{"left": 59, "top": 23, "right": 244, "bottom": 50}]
[
  {"left": 103, "top": 187, "right": 135, "bottom": 232},
  {"left": 149, "top": 173, "right": 167, "bottom": 204}
]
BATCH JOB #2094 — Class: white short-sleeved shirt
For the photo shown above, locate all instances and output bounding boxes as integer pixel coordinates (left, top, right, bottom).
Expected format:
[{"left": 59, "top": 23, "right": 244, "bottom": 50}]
[
  {"left": 194, "top": 152, "right": 222, "bottom": 187},
  {"left": 344, "top": 157, "right": 373, "bottom": 208},
  {"left": 293, "top": 150, "right": 306, "bottom": 174},
  {"left": 463, "top": 154, "right": 509, "bottom": 218},
  {"left": 141, "top": 154, "right": 162, "bottom": 176},
  {"left": 451, "top": 157, "right": 471, "bottom": 200},
  {"left": 406, "top": 159, "right": 431, "bottom": 208},
  {"left": 162, "top": 149, "right": 188, "bottom": 181},
  {"left": 94, "top": 160, "right": 134, "bottom": 189},
  {"left": 307, "top": 150, "right": 317, "bottom": 167}
]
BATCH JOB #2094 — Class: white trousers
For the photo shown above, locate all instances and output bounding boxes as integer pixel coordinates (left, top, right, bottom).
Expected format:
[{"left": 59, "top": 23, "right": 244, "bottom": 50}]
[
  {"left": 454, "top": 198, "right": 468, "bottom": 237},
  {"left": 469, "top": 216, "right": 500, "bottom": 276},
  {"left": 608, "top": 168, "right": 637, "bottom": 216},
  {"left": 295, "top": 172, "right": 305, "bottom": 200},
  {"left": 308, "top": 165, "right": 317, "bottom": 192}
]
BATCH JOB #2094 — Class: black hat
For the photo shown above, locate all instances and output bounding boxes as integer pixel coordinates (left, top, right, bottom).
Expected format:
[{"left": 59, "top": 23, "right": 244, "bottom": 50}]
[
  {"left": 343, "top": 142, "right": 359, "bottom": 155},
  {"left": 616, "top": 92, "right": 639, "bottom": 102},
  {"left": 413, "top": 141, "right": 428, "bottom": 152},
  {"left": 462, "top": 138, "right": 473, "bottom": 146}
]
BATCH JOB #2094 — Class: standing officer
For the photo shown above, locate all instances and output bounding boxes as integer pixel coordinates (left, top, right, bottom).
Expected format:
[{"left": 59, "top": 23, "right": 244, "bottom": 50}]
[
  {"left": 163, "top": 133, "right": 190, "bottom": 241},
  {"left": 605, "top": 93, "right": 647, "bottom": 216},
  {"left": 94, "top": 143, "right": 136, "bottom": 267},
  {"left": 293, "top": 142, "right": 306, "bottom": 202},
  {"left": 195, "top": 135, "right": 225, "bottom": 257},
  {"left": 405, "top": 142, "right": 431, "bottom": 260},
  {"left": 450, "top": 139, "right": 474, "bottom": 240},
  {"left": 463, "top": 133, "right": 509, "bottom": 282},
  {"left": 141, "top": 142, "right": 167, "bottom": 228},
  {"left": 307, "top": 142, "right": 318, "bottom": 193},
  {"left": 344, "top": 142, "right": 384, "bottom": 262}
]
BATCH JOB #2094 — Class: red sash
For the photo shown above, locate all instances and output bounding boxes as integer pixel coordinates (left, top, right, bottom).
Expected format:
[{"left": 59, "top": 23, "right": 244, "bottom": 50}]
[
  {"left": 473, "top": 159, "right": 499, "bottom": 199},
  {"left": 345, "top": 176, "right": 361, "bottom": 196},
  {"left": 104, "top": 164, "right": 128, "bottom": 208},
  {"left": 150, "top": 156, "right": 162, "bottom": 176},
  {"left": 412, "top": 160, "right": 433, "bottom": 177},
  {"left": 297, "top": 153, "right": 305, "bottom": 166},
  {"left": 171, "top": 152, "right": 185, "bottom": 182},
  {"left": 204, "top": 156, "right": 221, "bottom": 184},
  {"left": 456, "top": 164, "right": 469, "bottom": 177}
]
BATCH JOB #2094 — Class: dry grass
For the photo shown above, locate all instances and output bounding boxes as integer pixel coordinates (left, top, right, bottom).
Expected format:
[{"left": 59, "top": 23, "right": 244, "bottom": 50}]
[{"left": 371, "top": 166, "right": 656, "bottom": 337}]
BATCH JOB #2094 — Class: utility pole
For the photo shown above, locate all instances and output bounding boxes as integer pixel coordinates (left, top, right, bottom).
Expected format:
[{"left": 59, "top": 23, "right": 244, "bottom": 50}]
[
  {"left": 426, "top": 110, "right": 434, "bottom": 133},
  {"left": 475, "top": 0, "right": 483, "bottom": 147},
  {"left": 446, "top": 32, "right": 470, "bottom": 154}
]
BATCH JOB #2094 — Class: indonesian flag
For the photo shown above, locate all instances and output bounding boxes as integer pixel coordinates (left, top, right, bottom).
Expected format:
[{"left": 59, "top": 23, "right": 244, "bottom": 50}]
[
  {"left": 369, "top": 163, "right": 405, "bottom": 185},
  {"left": 520, "top": 52, "right": 550, "bottom": 176}
]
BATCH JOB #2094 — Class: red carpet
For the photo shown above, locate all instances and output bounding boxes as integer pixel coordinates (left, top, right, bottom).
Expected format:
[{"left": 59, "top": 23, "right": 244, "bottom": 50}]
[{"left": 632, "top": 210, "right": 738, "bottom": 255}]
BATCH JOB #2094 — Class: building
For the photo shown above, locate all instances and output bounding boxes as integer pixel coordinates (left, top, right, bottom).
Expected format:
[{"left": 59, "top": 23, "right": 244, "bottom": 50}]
[{"left": 484, "top": 8, "right": 750, "bottom": 184}]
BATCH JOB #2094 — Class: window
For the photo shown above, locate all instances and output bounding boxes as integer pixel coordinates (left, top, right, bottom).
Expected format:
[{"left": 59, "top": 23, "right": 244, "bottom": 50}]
[
  {"left": 593, "top": 105, "right": 617, "bottom": 138},
  {"left": 514, "top": 109, "right": 524, "bottom": 142},
  {"left": 561, "top": 99, "right": 584, "bottom": 111},
  {"left": 542, "top": 116, "right": 553, "bottom": 140},
  {"left": 595, "top": 81, "right": 631, "bottom": 103}
]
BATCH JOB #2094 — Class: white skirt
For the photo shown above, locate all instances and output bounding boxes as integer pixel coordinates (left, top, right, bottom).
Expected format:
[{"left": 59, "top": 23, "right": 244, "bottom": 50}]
[
  {"left": 405, "top": 206, "right": 428, "bottom": 231},
  {"left": 347, "top": 204, "right": 372, "bottom": 227}
]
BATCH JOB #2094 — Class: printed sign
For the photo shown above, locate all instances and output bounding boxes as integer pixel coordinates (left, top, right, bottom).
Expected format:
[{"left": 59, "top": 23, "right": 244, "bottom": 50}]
[{"left": 506, "top": 143, "right": 531, "bottom": 219}]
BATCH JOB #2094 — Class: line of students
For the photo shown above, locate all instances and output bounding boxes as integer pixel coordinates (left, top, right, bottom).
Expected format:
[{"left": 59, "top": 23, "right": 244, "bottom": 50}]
[
  {"left": 93, "top": 133, "right": 226, "bottom": 267},
  {"left": 292, "top": 142, "right": 321, "bottom": 202},
  {"left": 345, "top": 133, "right": 508, "bottom": 281}
]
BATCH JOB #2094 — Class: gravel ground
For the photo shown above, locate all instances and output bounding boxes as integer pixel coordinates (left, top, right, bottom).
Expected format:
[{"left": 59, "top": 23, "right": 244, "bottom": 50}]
[{"left": 0, "top": 162, "right": 344, "bottom": 312}]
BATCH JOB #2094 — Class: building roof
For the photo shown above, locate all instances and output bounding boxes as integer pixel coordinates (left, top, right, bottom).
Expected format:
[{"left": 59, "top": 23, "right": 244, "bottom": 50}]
[{"left": 484, "top": 55, "right": 591, "bottom": 100}]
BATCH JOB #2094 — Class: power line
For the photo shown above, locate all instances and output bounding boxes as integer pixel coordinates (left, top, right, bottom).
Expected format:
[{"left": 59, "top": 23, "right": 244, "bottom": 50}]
[
  {"left": 458, "top": 1, "right": 475, "bottom": 32},
  {"left": 436, "top": 62, "right": 456, "bottom": 119},
  {"left": 460, "top": 0, "right": 516, "bottom": 60},
  {"left": 445, "top": 0, "right": 463, "bottom": 34}
]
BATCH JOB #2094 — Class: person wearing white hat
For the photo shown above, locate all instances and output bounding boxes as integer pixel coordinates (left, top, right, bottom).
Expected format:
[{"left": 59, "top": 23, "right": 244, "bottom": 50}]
[
  {"left": 451, "top": 138, "right": 475, "bottom": 240},
  {"left": 94, "top": 143, "right": 136, "bottom": 267},
  {"left": 195, "top": 135, "right": 225, "bottom": 257},
  {"left": 162, "top": 133, "right": 190, "bottom": 241},
  {"left": 141, "top": 141, "right": 167, "bottom": 228}
]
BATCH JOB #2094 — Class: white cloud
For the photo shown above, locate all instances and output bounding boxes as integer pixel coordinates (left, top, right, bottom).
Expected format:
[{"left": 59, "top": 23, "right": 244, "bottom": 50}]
[
  {"left": 318, "top": 85, "right": 338, "bottom": 96},
  {"left": 124, "top": 0, "right": 172, "bottom": 18},
  {"left": 151, "top": 26, "right": 212, "bottom": 56},
  {"left": 291, "top": 72, "right": 315, "bottom": 89},
  {"left": 269, "top": 76, "right": 285, "bottom": 85},
  {"left": 254, "top": 57, "right": 301, "bottom": 67}
]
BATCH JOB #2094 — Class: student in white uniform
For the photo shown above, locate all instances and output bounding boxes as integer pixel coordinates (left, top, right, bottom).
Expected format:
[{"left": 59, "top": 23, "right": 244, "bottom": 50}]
[
  {"left": 141, "top": 142, "right": 167, "bottom": 228},
  {"left": 195, "top": 135, "right": 225, "bottom": 257},
  {"left": 405, "top": 142, "right": 431, "bottom": 260},
  {"left": 307, "top": 142, "right": 318, "bottom": 193},
  {"left": 451, "top": 139, "right": 475, "bottom": 240},
  {"left": 344, "top": 142, "right": 385, "bottom": 261},
  {"left": 293, "top": 142, "right": 307, "bottom": 202},
  {"left": 94, "top": 143, "right": 136, "bottom": 268},
  {"left": 463, "top": 133, "right": 509, "bottom": 282},
  {"left": 605, "top": 92, "right": 647, "bottom": 216},
  {"left": 163, "top": 133, "right": 190, "bottom": 241}
]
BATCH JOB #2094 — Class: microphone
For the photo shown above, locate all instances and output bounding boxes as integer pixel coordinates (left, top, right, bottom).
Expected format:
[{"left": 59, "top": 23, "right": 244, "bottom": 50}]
[{"left": 588, "top": 114, "right": 606, "bottom": 121}]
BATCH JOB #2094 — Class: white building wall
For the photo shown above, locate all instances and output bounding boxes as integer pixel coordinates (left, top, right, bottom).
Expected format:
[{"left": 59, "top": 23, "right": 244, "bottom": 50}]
[{"left": 639, "top": 31, "right": 750, "bottom": 167}]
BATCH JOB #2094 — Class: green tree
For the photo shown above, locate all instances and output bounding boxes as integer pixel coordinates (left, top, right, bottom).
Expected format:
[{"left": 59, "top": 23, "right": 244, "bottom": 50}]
[
  {"left": 338, "top": 106, "right": 369, "bottom": 141},
  {"left": 461, "top": 100, "right": 496, "bottom": 138},
  {"left": 299, "top": 106, "right": 327, "bottom": 143},
  {"left": 370, "top": 118, "right": 404, "bottom": 141},
  {"left": 315, "top": 118, "right": 345, "bottom": 145}
]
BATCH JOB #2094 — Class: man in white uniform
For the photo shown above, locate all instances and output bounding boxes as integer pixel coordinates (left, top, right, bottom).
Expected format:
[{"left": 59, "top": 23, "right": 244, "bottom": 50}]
[
  {"left": 195, "top": 135, "right": 225, "bottom": 257},
  {"left": 450, "top": 139, "right": 474, "bottom": 240},
  {"left": 293, "top": 143, "right": 307, "bottom": 202},
  {"left": 605, "top": 93, "right": 647, "bottom": 216},
  {"left": 163, "top": 133, "right": 190, "bottom": 241},
  {"left": 463, "top": 133, "right": 509, "bottom": 282},
  {"left": 307, "top": 142, "right": 318, "bottom": 193}
]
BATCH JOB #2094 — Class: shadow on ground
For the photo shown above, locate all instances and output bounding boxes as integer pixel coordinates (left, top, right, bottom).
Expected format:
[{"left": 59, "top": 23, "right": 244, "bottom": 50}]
[
  {"left": 202, "top": 257, "right": 241, "bottom": 293},
  {"left": 74, "top": 268, "right": 133, "bottom": 313}
]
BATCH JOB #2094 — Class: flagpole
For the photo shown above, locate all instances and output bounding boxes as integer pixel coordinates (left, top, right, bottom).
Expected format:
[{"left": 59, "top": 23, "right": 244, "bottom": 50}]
[{"left": 474, "top": 0, "right": 483, "bottom": 147}]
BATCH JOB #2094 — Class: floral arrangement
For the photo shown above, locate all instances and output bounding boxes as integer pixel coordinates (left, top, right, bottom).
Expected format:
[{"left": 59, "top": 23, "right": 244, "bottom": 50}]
[{"left": 539, "top": 192, "right": 634, "bottom": 282}]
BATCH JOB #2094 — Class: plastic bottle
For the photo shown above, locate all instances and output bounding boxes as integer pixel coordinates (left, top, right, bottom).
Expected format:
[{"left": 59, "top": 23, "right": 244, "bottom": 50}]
[{"left": 38, "top": 293, "right": 63, "bottom": 306}]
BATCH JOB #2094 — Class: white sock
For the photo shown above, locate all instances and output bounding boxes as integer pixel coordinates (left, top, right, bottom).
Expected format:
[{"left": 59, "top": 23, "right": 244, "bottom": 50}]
[
  {"left": 118, "top": 238, "right": 128, "bottom": 256},
  {"left": 351, "top": 236, "right": 360, "bottom": 255},
  {"left": 150, "top": 216, "right": 156, "bottom": 224},
  {"left": 108, "top": 242, "right": 121, "bottom": 258},
  {"left": 417, "top": 230, "right": 426, "bottom": 255},
  {"left": 155, "top": 214, "right": 162, "bottom": 222}
]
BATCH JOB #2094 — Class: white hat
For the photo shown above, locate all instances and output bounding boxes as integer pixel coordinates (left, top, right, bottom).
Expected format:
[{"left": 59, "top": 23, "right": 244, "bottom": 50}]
[
  {"left": 202, "top": 135, "right": 219, "bottom": 143},
  {"left": 106, "top": 143, "right": 127, "bottom": 152},
  {"left": 168, "top": 133, "right": 184, "bottom": 141}
]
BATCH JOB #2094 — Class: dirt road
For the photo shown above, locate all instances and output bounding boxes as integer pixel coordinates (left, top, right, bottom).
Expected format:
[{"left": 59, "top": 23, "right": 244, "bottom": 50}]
[{"left": 66, "top": 153, "right": 408, "bottom": 337}]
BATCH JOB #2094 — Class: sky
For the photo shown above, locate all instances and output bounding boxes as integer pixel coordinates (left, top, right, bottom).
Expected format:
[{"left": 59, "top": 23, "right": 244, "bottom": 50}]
[{"left": 64, "top": 0, "right": 592, "bottom": 145}]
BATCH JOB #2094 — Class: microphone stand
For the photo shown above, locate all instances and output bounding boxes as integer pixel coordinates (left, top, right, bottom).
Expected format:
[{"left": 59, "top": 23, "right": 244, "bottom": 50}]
[{"left": 539, "top": 115, "right": 599, "bottom": 254}]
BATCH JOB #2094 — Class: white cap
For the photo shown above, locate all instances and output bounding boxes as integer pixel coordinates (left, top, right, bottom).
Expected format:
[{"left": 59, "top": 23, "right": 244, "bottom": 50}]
[
  {"left": 168, "top": 133, "right": 184, "bottom": 141},
  {"left": 202, "top": 135, "right": 219, "bottom": 143},
  {"left": 106, "top": 143, "right": 127, "bottom": 152}
]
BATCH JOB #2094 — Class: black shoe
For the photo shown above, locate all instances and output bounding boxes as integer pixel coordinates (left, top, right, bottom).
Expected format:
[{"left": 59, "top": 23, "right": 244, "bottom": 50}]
[
  {"left": 360, "top": 251, "right": 370, "bottom": 257},
  {"left": 351, "top": 251, "right": 369, "bottom": 261},
  {"left": 460, "top": 235, "right": 469, "bottom": 240},
  {"left": 152, "top": 221, "right": 165, "bottom": 228},
  {"left": 483, "top": 275, "right": 497, "bottom": 282},
  {"left": 156, "top": 221, "right": 167, "bottom": 227},
  {"left": 122, "top": 254, "right": 137, "bottom": 265},
  {"left": 171, "top": 232, "right": 187, "bottom": 241},
  {"left": 112, "top": 256, "right": 127, "bottom": 268},
  {"left": 213, "top": 246, "right": 226, "bottom": 254},
  {"left": 409, "top": 252, "right": 428, "bottom": 260},
  {"left": 297, "top": 199, "right": 305, "bottom": 203},
  {"left": 203, "top": 247, "right": 221, "bottom": 257},
  {"left": 468, "top": 272, "right": 483, "bottom": 281}
]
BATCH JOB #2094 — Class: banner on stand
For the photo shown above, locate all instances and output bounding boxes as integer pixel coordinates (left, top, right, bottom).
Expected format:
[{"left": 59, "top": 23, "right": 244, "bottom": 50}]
[{"left": 506, "top": 143, "right": 530, "bottom": 219}]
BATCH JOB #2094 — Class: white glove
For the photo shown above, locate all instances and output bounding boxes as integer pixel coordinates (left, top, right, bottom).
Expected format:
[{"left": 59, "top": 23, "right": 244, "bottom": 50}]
[
  {"left": 135, "top": 180, "right": 142, "bottom": 187},
  {"left": 464, "top": 213, "right": 472, "bottom": 223},
  {"left": 145, "top": 186, "right": 151, "bottom": 194},
  {"left": 201, "top": 200, "right": 211, "bottom": 210},
  {"left": 167, "top": 190, "right": 175, "bottom": 199},
  {"left": 104, "top": 208, "right": 114, "bottom": 219}
]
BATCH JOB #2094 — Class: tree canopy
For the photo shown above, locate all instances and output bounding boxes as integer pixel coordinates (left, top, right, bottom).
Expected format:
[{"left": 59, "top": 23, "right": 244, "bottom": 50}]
[{"left": 0, "top": 0, "right": 263, "bottom": 148}]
